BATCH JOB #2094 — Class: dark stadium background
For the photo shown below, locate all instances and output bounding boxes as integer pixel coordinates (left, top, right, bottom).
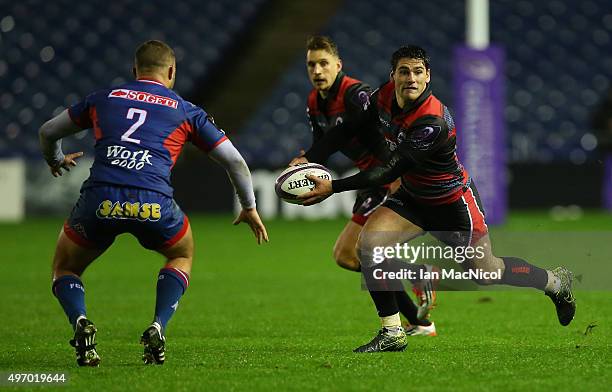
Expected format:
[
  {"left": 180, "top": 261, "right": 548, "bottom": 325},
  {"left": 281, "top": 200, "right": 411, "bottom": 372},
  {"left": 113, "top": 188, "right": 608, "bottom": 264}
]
[
  {"left": 1, "top": 2, "right": 611, "bottom": 390},
  {"left": 0, "top": 0, "right": 611, "bottom": 219}
]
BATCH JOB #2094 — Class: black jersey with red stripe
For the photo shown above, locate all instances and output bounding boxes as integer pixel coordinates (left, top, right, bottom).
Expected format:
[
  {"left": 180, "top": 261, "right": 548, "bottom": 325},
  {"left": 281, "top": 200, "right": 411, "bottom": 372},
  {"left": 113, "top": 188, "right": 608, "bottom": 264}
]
[
  {"left": 373, "top": 81, "right": 468, "bottom": 204},
  {"left": 307, "top": 72, "right": 378, "bottom": 171}
]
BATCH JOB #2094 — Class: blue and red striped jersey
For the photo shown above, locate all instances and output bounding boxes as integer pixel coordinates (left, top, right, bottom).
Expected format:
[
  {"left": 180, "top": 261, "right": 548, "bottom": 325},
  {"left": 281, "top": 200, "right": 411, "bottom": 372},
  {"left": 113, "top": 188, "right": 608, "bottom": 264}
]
[{"left": 68, "top": 78, "right": 227, "bottom": 196}]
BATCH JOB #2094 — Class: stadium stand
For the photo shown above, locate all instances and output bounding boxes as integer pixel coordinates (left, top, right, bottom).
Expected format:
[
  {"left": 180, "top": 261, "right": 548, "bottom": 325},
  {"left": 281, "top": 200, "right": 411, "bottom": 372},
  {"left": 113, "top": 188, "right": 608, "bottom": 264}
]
[
  {"left": 0, "top": 0, "right": 267, "bottom": 158},
  {"left": 236, "top": 0, "right": 612, "bottom": 168}
]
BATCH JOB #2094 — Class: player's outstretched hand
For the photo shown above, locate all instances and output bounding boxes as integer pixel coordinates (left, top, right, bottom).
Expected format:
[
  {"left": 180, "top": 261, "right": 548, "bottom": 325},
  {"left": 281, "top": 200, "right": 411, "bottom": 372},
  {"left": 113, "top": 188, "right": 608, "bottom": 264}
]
[
  {"left": 50, "top": 151, "right": 84, "bottom": 177},
  {"left": 289, "top": 149, "right": 309, "bottom": 166},
  {"left": 297, "top": 174, "right": 333, "bottom": 206},
  {"left": 233, "top": 208, "right": 269, "bottom": 245}
]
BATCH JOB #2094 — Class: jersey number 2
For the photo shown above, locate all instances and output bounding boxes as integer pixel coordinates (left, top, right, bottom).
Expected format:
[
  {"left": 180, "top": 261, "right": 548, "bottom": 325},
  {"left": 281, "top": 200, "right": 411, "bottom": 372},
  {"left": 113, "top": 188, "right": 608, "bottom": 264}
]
[{"left": 121, "top": 108, "right": 147, "bottom": 144}]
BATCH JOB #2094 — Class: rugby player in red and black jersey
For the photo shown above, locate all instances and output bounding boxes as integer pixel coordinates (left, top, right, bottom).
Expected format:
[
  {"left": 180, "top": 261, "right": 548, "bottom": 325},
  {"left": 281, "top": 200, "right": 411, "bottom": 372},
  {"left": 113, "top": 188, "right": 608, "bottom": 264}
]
[
  {"left": 291, "top": 36, "right": 437, "bottom": 336},
  {"left": 298, "top": 45, "right": 576, "bottom": 353}
]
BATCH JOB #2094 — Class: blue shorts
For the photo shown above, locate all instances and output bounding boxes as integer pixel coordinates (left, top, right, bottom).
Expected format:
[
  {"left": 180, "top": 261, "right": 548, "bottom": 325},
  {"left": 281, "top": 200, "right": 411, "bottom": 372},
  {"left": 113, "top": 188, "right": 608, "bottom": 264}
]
[{"left": 64, "top": 185, "right": 189, "bottom": 250}]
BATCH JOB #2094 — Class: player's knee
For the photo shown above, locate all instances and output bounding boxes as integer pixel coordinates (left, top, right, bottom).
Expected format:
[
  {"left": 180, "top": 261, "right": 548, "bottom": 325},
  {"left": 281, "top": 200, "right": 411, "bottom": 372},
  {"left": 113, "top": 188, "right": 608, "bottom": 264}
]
[
  {"left": 355, "top": 236, "right": 378, "bottom": 269},
  {"left": 166, "top": 256, "right": 192, "bottom": 275},
  {"left": 52, "top": 267, "right": 81, "bottom": 281},
  {"left": 336, "top": 257, "right": 360, "bottom": 271},
  {"left": 52, "top": 256, "right": 89, "bottom": 278},
  {"left": 159, "top": 231, "right": 193, "bottom": 261},
  {"left": 333, "top": 245, "right": 360, "bottom": 271},
  {"left": 52, "top": 235, "right": 94, "bottom": 278}
]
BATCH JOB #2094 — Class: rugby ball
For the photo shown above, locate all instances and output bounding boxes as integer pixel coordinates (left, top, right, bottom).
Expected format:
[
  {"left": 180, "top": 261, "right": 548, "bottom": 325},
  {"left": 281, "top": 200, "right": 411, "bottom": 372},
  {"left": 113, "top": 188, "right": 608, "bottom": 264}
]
[{"left": 275, "top": 163, "right": 332, "bottom": 204}]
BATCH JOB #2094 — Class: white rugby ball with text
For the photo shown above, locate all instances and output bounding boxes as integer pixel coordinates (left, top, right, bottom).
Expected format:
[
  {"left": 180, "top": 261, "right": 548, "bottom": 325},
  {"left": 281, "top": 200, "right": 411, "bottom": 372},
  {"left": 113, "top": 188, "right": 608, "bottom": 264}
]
[{"left": 275, "top": 163, "right": 332, "bottom": 204}]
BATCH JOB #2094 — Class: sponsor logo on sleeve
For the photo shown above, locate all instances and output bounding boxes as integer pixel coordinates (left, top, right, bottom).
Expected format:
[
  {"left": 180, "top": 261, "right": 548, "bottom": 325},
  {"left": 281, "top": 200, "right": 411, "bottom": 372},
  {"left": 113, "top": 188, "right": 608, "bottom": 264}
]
[
  {"left": 355, "top": 90, "right": 371, "bottom": 111},
  {"left": 406, "top": 125, "right": 442, "bottom": 150}
]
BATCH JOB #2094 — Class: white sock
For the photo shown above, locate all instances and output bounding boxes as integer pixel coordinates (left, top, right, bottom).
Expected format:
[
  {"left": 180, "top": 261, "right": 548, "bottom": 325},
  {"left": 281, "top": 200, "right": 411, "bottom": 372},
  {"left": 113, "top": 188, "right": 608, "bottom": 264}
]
[
  {"left": 381, "top": 313, "right": 402, "bottom": 334},
  {"left": 544, "top": 270, "right": 561, "bottom": 293}
]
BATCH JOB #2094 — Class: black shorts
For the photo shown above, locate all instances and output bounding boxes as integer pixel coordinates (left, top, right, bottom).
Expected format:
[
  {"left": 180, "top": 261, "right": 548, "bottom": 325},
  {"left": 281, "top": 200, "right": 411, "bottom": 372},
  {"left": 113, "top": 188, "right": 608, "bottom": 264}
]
[
  {"left": 382, "top": 181, "right": 488, "bottom": 246},
  {"left": 351, "top": 187, "right": 390, "bottom": 225}
]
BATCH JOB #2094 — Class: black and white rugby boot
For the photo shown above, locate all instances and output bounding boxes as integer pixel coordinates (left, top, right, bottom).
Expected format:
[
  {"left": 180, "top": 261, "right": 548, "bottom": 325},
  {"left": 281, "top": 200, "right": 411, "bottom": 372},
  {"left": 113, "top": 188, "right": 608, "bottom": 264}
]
[
  {"left": 353, "top": 327, "right": 407, "bottom": 353},
  {"left": 546, "top": 266, "right": 576, "bottom": 326},
  {"left": 140, "top": 322, "right": 166, "bottom": 365},
  {"left": 69, "top": 317, "right": 100, "bottom": 367}
]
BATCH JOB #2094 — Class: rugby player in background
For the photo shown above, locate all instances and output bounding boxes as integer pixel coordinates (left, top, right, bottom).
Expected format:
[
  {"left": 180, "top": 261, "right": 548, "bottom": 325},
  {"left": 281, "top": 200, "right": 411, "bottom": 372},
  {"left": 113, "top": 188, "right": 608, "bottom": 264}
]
[
  {"left": 39, "top": 40, "right": 268, "bottom": 366},
  {"left": 291, "top": 36, "right": 437, "bottom": 336},
  {"left": 298, "top": 45, "right": 575, "bottom": 352}
]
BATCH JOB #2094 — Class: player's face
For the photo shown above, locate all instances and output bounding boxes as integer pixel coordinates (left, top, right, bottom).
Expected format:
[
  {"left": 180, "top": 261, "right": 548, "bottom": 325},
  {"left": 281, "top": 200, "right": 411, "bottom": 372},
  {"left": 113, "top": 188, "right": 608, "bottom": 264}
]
[
  {"left": 392, "top": 58, "right": 430, "bottom": 106},
  {"left": 306, "top": 49, "right": 342, "bottom": 95}
]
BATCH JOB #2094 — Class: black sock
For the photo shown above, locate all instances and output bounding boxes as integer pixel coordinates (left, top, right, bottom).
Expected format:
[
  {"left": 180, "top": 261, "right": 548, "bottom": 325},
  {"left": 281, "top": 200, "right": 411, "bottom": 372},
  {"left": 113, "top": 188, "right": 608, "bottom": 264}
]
[
  {"left": 395, "top": 290, "right": 431, "bottom": 326},
  {"left": 362, "top": 264, "right": 401, "bottom": 317},
  {"left": 369, "top": 290, "right": 399, "bottom": 317},
  {"left": 384, "top": 259, "right": 429, "bottom": 324},
  {"left": 501, "top": 257, "right": 547, "bottom": 290}
]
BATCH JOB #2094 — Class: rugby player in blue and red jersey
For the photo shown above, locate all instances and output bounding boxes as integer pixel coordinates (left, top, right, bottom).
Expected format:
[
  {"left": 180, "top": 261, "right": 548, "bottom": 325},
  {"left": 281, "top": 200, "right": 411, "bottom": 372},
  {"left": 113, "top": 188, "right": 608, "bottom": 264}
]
[
  {"left": 292, "top": 36, "right": 437, "bottom": 336},
  {"left": 39, "top": 40, "right": 268, "bottom": 366},
  {"left": 298, "top": 45, "right": 575, "bottom": 353}
]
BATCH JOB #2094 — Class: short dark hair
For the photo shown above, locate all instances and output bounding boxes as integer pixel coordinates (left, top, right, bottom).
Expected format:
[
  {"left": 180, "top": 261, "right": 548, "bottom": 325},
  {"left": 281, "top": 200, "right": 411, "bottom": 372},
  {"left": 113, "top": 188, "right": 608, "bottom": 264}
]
[
  {"left": 391, "top": 45, "right": 430, "bottom": 71},
  {"left": 134, "top": 40, "right": 175, "bottom": 73},
  {"left": 306, "top": 35, "right": 340, "bottom": 58}
]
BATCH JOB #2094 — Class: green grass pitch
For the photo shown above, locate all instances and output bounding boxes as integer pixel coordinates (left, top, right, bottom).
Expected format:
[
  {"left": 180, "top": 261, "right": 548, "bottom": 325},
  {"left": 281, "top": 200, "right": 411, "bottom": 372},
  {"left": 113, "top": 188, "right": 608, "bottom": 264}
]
[{"left": 0, "top": 211, "right": 610, "bottom": 391}]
